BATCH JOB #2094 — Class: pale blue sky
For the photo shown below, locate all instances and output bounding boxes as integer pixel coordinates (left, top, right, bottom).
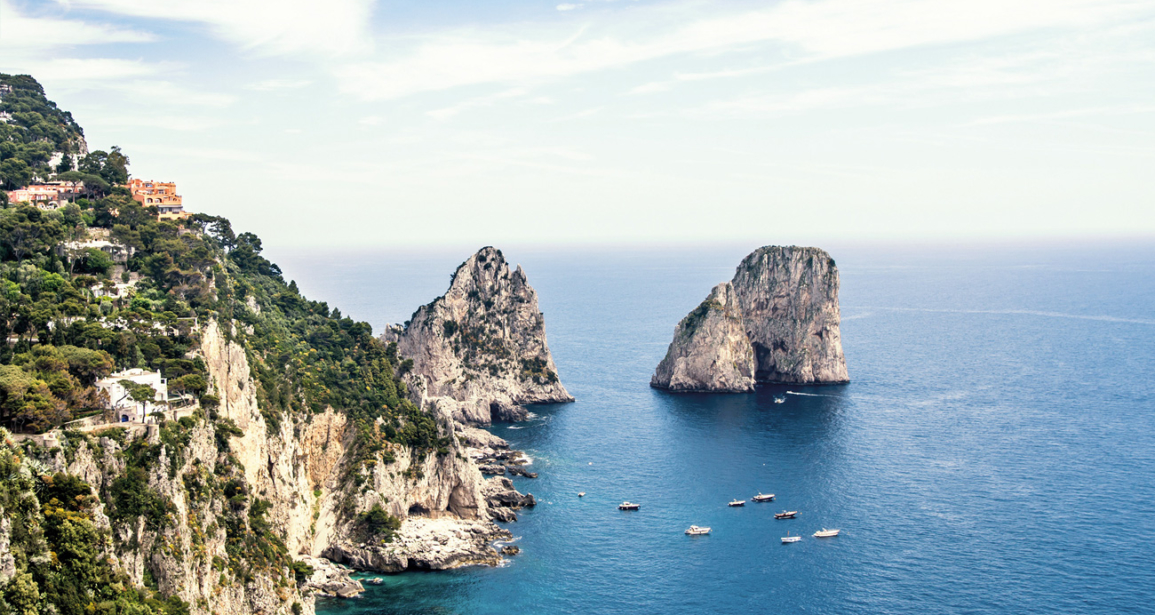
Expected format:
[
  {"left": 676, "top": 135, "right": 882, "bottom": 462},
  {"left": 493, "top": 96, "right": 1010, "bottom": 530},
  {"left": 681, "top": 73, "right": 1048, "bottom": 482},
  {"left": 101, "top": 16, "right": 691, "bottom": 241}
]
[{"left": 2, "top": 0, "right": 1153, "bottom": 247}]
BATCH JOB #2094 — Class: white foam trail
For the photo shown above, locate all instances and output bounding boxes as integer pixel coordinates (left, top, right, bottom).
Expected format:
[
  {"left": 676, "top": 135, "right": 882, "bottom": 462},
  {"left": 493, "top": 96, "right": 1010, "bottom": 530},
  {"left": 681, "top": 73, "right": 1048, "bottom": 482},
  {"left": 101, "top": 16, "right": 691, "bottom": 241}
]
[{"left": 784, "top": 391, "right": 836, "bottom": 397}]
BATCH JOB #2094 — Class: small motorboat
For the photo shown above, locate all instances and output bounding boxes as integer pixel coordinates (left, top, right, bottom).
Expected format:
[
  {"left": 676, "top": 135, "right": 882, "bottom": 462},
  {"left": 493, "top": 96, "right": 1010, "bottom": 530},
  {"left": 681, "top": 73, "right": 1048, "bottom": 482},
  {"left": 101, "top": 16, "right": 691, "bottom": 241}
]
[
  {"left": 618, "top": 501, "right": 640, "bottom": 510},
  {"left": 774, "top": 511, "right": 798, "bottom": 519},
  {"left": 578, "top": 492, "right": 585, "bottom": 497},
  {"left": 752, "top": 493, "right": 775, "bottom": 502},
  {"left": 728, "top": 499, "right": 746, "bottom": 507},
  {"left": 813, "top": 528, "right": 841, "bottom": 538},
  {"left": 366, "top": 578, "right": 384, "bottom": 585},
  {"left": 685, "top": 525, "right": 711, "bottom": 536},
  {"left": 781, "top": 532, "right": 800, "bottom": 544},
  {"left": 774, "top": 396, "right": 786, "bottom": 404}
]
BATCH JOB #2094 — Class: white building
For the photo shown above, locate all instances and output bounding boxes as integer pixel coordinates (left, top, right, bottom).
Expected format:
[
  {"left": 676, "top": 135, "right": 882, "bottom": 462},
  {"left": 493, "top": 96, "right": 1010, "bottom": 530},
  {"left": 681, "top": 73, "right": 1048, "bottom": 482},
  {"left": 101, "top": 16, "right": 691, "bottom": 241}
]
[{"left": 96, "top": 368, "right": 168, "bottom": 423}]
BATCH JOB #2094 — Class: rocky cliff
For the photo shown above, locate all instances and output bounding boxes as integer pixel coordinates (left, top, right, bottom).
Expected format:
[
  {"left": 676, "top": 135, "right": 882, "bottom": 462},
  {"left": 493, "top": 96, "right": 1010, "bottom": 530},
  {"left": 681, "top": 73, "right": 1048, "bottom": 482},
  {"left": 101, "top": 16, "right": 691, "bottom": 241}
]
[
  {"left": 652, "top": 246, "right": 849, "bottom": 391},
  {"left": 650, "top": 282, "right": 755, "bottom": 392},
  {"left": 0, "top": 317, "right": 538, "bottom": 615},
  {"left": 388, "top": 247, "right": 573, "bottom": 425}
]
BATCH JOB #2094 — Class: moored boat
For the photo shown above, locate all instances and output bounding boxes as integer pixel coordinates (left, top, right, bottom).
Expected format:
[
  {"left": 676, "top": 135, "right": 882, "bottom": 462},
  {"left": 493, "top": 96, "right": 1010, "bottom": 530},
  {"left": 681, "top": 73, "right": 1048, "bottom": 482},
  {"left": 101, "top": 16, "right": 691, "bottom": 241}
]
[
  {"left": 728, "top": 499, "right": 746, "bottom": 507},
  {"left": 774, "top": 511, "right": 798, "bottom": 519},
  {"left": 685, "top": 525, "right": 711, "bottom": 535},
  {"left": 752, "top": 493, "right": 775, "bottom": 502},
  {"left": 618, "top": 501, "right": 640, "bottom": 510},
  {"left": 774, "top": 396, "right": 786, "bottom": 404},
  {"left": 813, "top": 528, "right": 840, "bottom": 538},
  {"left": 781, "top": 532, "right": 800, "bottom": 543},
  {"left": 366, "top": 578, "right": 384, "bottom": 585}
]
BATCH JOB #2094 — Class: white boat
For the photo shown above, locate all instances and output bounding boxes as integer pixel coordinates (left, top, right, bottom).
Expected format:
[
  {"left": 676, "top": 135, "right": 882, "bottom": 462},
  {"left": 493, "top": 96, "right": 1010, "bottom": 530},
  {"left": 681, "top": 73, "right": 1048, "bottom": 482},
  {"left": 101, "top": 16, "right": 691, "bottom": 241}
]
[
  {"left": 774, "top": 396, "right": 786, "bottom": 404},
  {"left": 728, "top": 499, "right": 746, "bottom": 507},
  {"left": 781, "top": 532, "right": 800, "bottom": 543},
  {"left": 685, "top": 525, "right": 711, "bottom": 535},
  {"left": 366, "top": 578, "right": 384, "bottom": 585},
  {"left": 752, "top": 493, "right": 775, "bottom": 502},
  {"left": 813, "top": 528, "right": 841, "bottom": 538},
  {"left": 618, "top": 501, "right": 640, "bottom": 510},
  {"left": 578, "top": 492, "right": 585, "bottom": 497}
]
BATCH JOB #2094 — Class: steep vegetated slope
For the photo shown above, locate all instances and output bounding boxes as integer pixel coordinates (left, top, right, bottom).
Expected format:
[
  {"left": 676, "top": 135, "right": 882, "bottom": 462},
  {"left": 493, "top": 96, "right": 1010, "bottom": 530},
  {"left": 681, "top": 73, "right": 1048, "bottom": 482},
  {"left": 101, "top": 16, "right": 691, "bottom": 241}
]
[{"left": 0, "top": 76, "right": 541, "bottom": 615}]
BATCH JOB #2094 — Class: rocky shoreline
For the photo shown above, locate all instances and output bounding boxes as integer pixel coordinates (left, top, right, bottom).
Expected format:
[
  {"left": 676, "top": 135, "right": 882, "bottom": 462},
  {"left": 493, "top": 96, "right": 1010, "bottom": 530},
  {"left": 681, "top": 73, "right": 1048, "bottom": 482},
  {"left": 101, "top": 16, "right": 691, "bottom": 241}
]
[{"left": 323, "top": 517, "right": 514, "bottom": 573}]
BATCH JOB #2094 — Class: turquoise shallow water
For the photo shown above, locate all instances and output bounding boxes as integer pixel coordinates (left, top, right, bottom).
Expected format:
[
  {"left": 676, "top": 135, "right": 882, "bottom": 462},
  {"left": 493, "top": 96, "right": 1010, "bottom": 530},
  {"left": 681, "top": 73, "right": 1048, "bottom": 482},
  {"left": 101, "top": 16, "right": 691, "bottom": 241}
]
[{"left": 272, "top": 242, "right": 1155, "bottom": 615}]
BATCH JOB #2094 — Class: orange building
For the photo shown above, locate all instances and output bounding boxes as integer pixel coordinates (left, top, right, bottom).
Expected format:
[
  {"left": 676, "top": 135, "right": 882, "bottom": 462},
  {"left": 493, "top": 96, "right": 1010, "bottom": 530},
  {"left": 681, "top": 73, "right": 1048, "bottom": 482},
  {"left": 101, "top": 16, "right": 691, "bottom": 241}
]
[{"left": 127, "top": 179, "right": 191, "bottom": 220}]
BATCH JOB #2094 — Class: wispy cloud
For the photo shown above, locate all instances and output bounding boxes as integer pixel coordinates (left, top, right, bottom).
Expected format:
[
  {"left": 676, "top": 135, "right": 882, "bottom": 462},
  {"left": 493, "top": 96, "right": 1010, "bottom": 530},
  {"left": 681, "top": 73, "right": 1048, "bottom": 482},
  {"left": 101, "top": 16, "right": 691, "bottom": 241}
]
[
  {"left": 336, "top": 0, "right": 1148, "bottom": 100},
  {"left": 87, "top": 114, "right": 227, "bottom": 131},
  {"left": 426, "top": 88, "right": 530, "bottom": 120},
  {"left": 17, "top": 58, "right": 167, "bottom": 83},
  {"left": 967, "top": 105, "right": 1155, "bottom": 126},
  {"left": 0, "top": 0, "right": 154, "bottom": 50},
  {"left": 60, "top": 0, "right": 374, "bottom": 57},
  {"left": 245, "top": 79, "right": 313, "bottom": 91}
]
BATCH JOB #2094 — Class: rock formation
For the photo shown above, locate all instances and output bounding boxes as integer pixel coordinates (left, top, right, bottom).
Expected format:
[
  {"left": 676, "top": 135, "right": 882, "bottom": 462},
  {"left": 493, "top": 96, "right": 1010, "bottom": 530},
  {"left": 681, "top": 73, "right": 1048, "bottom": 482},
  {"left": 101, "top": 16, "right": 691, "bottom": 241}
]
[
  {"left": 651, "top": 246, "right": 849, "bottom": 391},
  {"left": 387, "top": 247, "right": 573, "bottom": 425},
  {"left": 5, "top": 318, "right": 539, "bottom": 615},
  {"left": 650, "top": 282, "right": 755, "bottom": 392}
]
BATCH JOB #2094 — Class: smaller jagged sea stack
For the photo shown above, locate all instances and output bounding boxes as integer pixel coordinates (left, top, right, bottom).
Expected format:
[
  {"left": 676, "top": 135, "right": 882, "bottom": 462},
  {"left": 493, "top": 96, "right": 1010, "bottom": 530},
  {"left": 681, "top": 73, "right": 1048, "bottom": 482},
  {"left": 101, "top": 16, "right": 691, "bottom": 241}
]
[
  {"left": 651, "top": 246, "right": 849, "bottom": 392},
  {"left": 386, "top": 247, "right": 574, "bottom": 425}
]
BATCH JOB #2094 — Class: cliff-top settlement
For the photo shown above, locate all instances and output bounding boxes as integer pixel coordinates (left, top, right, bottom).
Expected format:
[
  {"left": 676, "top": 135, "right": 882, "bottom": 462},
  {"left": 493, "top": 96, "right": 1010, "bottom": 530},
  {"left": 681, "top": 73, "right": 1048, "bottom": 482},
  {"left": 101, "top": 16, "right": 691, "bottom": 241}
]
[
  {"left": 0, "top": 75, "right": 542, "bottom": 615},
  {"left": 651, "top": 246, "right": 849, "bottom": 392}
]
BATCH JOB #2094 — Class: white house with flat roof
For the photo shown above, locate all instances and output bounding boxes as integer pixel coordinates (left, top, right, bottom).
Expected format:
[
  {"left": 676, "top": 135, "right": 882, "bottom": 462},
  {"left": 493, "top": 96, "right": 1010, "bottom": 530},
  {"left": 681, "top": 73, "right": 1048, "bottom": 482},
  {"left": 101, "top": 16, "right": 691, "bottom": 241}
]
[{"left": 96, "top": 368, "right": 168, "bottom": 423}]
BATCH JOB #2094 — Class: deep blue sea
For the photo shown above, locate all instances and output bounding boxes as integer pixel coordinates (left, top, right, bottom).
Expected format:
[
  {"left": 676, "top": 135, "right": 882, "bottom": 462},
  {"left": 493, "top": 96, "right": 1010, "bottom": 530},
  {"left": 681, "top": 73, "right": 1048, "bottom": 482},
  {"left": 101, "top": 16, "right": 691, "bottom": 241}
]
[{"left": 269, "top": 242, "right": 1155, "bottom": 615}]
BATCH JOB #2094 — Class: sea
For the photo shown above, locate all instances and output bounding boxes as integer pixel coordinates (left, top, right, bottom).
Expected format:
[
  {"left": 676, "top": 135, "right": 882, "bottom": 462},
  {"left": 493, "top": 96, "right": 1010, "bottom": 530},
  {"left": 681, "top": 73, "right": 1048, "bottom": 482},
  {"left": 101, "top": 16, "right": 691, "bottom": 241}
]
[{"left": 268, "top": 241, "right": 1155, "bottom": 615}]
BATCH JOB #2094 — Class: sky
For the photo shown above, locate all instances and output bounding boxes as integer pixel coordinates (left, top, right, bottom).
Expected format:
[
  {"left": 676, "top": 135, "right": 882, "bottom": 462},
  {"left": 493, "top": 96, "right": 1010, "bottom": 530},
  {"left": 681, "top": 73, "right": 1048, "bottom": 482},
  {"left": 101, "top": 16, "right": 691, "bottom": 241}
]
[{"left": 1, "top": 0, "right": 1153, "bottom": 249}]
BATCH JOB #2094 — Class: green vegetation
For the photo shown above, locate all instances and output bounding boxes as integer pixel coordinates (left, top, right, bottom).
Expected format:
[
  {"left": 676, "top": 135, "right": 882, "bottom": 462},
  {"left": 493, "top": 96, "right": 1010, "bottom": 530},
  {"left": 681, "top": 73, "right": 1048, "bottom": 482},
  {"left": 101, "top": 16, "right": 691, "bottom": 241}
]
[
  {"left": 0, "top": 74, "right": 86, "bottom": 188},
  {"left": 0, "top": 439, "right": 190, "bottom": 615},
  {"left": 518, "top": 357, "right": 558, "bottom": 384},
  {"left": 357, "top": 503, "right": 402, "bottom": 544},
  {"left": 678, "top": 298, "right": 723, "bottom": 338},
  {"left": 0, "top": 74, "right": 461, "bottom": 612}
]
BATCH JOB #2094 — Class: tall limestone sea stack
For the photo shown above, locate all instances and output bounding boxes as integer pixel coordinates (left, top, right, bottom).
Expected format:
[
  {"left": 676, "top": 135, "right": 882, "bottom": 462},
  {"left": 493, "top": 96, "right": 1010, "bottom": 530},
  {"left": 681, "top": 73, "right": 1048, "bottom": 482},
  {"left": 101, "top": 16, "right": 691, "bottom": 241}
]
[
  {"left": 651, "top": 246, "right": 849, "bottom": 391},
  {"left": 384, "top": 247, "right": 574, "bottom": 425}
]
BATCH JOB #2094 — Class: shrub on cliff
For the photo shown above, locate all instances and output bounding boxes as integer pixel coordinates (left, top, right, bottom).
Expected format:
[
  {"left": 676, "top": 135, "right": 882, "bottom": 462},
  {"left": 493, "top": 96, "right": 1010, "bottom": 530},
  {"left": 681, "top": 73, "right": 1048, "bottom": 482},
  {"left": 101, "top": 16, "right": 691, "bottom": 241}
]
[{"left": 357, "top": 503, "right": 402, "bottom": 544}]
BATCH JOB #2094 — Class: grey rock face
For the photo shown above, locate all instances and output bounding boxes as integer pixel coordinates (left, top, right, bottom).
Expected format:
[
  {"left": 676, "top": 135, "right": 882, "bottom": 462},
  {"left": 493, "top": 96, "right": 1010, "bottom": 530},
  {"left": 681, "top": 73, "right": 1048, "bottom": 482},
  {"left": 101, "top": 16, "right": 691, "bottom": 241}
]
[
  {"left": 650, "top": 282, "right": 756, "bottom": 392},
  {"left": 300, "top": 556, "right": 364, "bottom": 599},
  {"left": 389, "top": 247, "right": 573, "bottom": 425},
  {"left": 323, "top": 517, "right": 510, "bottom": 573},
  {"left": 652, "top": 246, "right": 849, "bottom": 391},
  {"left": 732, "top": 246, "right": 848, "bottom": 384}
]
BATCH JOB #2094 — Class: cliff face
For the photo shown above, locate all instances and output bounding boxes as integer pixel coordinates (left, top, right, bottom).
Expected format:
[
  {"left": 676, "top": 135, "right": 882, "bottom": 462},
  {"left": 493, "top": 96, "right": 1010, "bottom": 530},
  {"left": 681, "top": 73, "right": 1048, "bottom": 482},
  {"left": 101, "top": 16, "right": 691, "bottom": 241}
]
[
  {"left": 650, "top": 282, "right": 755, "bottom": 392},
  {"left": 3, "top": 318, "right": 536, "bottom": 615},
  {"left": 732, "top": 246, "right": 849, "bottom": 384},
  {"left": 652, "top": 246, "right": 849, "bottom": 391},
  {"left": 392, "top": 247, "right": 573, "bottom": 425}
]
